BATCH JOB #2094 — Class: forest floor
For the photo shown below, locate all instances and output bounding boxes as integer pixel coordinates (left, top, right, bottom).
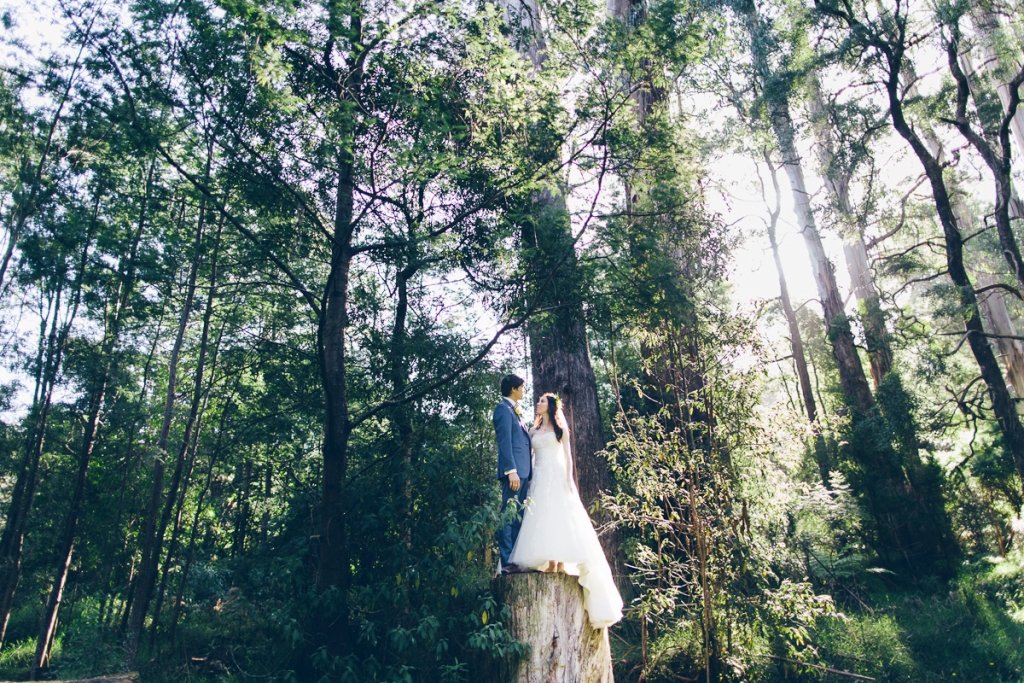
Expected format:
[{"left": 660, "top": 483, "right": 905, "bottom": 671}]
[
  {"left": 810, "top": 553, "right": 1024, "bottom": 683},
  {"left": 0, "top": 555, "right": 1021, "bottom": 682}
]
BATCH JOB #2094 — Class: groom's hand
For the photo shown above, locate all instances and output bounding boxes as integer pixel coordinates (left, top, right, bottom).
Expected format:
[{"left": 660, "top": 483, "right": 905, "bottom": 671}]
[{"left": 508, "top": 471, "right": 521, "bottom": 492}]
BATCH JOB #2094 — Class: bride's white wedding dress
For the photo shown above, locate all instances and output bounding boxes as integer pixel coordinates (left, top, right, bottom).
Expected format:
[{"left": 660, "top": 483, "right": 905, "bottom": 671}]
[{"left": 508, "top": 429, "right": 623, "bottom": 629}]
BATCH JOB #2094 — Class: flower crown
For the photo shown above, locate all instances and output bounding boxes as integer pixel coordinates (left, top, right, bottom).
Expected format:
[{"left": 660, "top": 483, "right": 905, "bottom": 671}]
[{"left": 542, "top": 393, "right": 562, "bottom": 412}]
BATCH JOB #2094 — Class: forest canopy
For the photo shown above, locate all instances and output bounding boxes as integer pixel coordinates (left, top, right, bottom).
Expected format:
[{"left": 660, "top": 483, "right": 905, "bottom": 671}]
[{"left": 0, "top": 0, "right": 1023, "bottom": 681}]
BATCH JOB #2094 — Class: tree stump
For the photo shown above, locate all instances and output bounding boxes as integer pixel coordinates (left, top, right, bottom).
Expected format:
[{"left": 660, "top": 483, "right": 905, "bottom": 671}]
[{"left": 495, "top": 572, "right": 613, "bottom": 683}]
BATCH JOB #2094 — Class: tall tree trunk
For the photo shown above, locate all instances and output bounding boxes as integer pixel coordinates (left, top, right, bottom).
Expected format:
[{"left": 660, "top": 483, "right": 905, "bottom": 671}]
[
  {"left": 0, "top": 193, "right": 97, "bottom": 645},
  {"left": 99, "top": 318, "right": 163, "bottom": 631},
  {"left": 168, "top": 388, "right": 234, "bottom": 645},
  {"left": 763, "top": 153, "right": 830, "bottom": 485},
  {"left": 493, "top": 574, "right": 613, "bottom": 683},
  {"left": 771, "top": 111, "right": 873, "bottom": 414},
  {"left": 148, "top": 216, "right": 221, "bottom": 641},
  {"left": 806, "top": 77, "right": 894, "bottom": 387},
  {"left": 31, "top": 194, "right": 144, "bottom": 677},
  {"left": 857, "top": 20, "right": 1024, "bottom": 493},
  {"left": 504, "top": 0, "right": 612, "bottom": 518},
  {"left": 742, "top": 8, "right": 874, "bottom": 417},
  {"left": 390, "top": 262, "right": 416, "bottom": 552},
  {"left": 314, "top": 4, "right": 364, "bottom": 656},
  {"left": 747, "top": 2, "right": 958, "bottom": 574},
  {"left": 126, "top": 162, "right": 203, "bottom": 664}
]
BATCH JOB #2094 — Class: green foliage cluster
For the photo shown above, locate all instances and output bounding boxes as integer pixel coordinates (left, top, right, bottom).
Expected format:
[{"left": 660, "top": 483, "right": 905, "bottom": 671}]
[{"left": 1, "top": 0, "right": 1024, "bottom": 682}]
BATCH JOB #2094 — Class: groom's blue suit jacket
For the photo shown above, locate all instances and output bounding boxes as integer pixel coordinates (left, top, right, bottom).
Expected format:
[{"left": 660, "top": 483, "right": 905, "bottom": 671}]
[{"left": 493, "top": 400, "right": 532, "bottom": 481}]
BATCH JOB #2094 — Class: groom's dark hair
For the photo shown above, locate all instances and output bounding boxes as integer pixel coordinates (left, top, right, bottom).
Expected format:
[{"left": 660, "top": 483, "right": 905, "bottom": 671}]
[{"left": 500, "top": 374, "right": 525, "bottom": 397}]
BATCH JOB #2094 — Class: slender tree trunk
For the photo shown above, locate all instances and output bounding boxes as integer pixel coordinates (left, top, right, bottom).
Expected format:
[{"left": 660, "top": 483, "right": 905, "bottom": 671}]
[
  {"left": 739, "top": 3, "right": 874, "bottom": 416},
  {"left": 0, "top": 197, "right": 96, "bottom": 645},
  {"left": 232, "top": 462, "right": 252, "bottom": 557},
  {"left": 168, "top": 389, "right": 234, "bottom": 645},
  {"left": 877, "top": 39, "right": 1024, "bottom": 492},
  {"left": 0, "top": 288, "right": 64, "bottom": 647},
  {"left": 148, "top": 215, "right": 221, "bottom": 641},
  {"left": 807, "top": 78, "right": 894, "bottom": 386},
  {"left": 900, "top": 48, "right": 1024, "bottom": 402},
  {"left": 100, "top": 317, "right": 163, "bottom": 631},
  {"left": 763, "top": 154, "right": 829, "bottom": 485},
  {"left": 390, "top": 263, "right": 416, "bottom": 551},
  {"left": 151, "top": 350, "right": 218, "bottom": 641},
  {"left": 748, "top": 2, "right": 960, "bottom": 573},
  {"left": 772, "top": 110, "right": 873, "bottom": 414},
  {"left": 314, "top": 5, "right": 364, "bottom": 655},
  {"left": 126, "top": 161, "right": 202, "bottom": 664},
  {"left": 31, "top": 194, "right": 144, "bottom": 677}
]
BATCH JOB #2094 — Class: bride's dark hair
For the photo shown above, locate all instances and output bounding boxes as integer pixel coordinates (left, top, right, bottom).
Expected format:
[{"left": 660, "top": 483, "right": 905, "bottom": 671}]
[{"left": 540, "top": 392, "right": 565, "bottom": 442}]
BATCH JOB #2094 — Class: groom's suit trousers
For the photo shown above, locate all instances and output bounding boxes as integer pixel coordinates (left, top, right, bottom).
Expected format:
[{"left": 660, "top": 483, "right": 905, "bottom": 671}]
[{"left": 498, "top": 475, "right": 531, "bottom": 566}]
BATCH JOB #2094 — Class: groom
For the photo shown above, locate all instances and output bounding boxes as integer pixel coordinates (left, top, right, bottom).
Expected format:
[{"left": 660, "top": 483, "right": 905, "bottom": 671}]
[{"left": 494, "top": 374, "right": 532, "bottom": 575}]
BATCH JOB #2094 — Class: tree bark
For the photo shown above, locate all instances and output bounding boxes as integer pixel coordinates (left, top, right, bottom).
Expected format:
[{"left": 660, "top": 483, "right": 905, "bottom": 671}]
[
  {"left": 742, "top": 6, "right": 875, "bottom": 418},
  {"left": 314, "top": 3, "right": 364, "bottom": 656},
  {"left": 390, "top": 261, "right": 417, "bottom": 551},
  {"left": 31, "top": 193, "right": 145, "bottom": 677},
  {"left": 503, "top": 0, "right": 612, "bottom": 519},
  {"left": 493, "top": 573, "right": 613, "bottom": 683},
  {"left": 806, "top": 77, "right": 893, "bottom": 387},
  {"left": 0, "top": 189, "right": 98, "bottom": 645},
  {"left": 168, "top": 387, "right": 234, "bottom": 645},
  {"left": 126, "top": 162, "right": 203, "bottom": 664}
]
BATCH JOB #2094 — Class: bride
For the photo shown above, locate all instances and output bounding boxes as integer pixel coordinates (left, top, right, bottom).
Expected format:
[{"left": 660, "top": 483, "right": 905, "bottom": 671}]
[{"left": 508, "top": 392, "right": 623, "bottom": 629}]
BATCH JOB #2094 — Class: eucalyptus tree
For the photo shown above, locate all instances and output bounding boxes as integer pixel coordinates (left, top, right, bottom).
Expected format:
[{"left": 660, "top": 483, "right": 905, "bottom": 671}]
[
  {"left": 814, "top": 0, "right": 1024, "bottom": 494},
  {"left": 0, "top": 139, "right": 110, "bottom": 645},
  {"left": 725, "top": 0, "right": 956, "bottom": 575},
  {"left": 93, "top": 0, "right": 592, "bottom": 661},
  {"left": 733, "top": 0, "right": 874, "bottom": 419},
  {"left": 498, "top": 0, "right": 614, "bottom": 516},
  {"left": 805, "top": 75, "right": 894, "bottom": 388},
  {"left": 759, "top": 153, "right": 831, "bottom": 484}
]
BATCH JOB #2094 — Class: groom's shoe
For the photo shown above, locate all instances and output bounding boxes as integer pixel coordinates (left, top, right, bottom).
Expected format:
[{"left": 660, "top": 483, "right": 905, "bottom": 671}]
[{"left": 501, "top": 563, "right": 527, "bottom": 575}]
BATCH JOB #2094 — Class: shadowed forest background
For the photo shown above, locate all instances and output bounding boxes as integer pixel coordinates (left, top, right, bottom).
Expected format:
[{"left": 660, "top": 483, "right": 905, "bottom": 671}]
[{"left": 1, "top": 0, "right": 1024, "bottom": 680}]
